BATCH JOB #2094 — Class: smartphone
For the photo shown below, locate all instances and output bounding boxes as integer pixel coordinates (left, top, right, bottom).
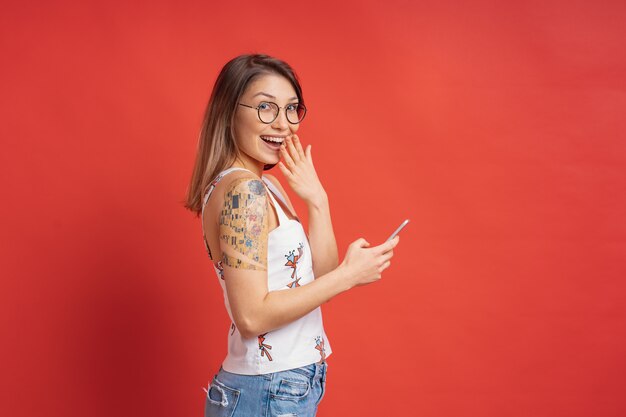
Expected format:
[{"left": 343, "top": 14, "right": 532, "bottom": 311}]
[{"left": 386, "top": 219, "right": 410, "bottom": 242}]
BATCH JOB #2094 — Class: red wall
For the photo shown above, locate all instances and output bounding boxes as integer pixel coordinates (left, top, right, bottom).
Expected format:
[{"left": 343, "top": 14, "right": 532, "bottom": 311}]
[{"left": 1, "top": 1, "right": 625, "bottom": 416}]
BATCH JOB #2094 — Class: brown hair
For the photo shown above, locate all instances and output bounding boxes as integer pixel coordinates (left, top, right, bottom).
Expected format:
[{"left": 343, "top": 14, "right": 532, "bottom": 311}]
[{"left": 183, "top": 54, "right": 305, "bottom": 216}]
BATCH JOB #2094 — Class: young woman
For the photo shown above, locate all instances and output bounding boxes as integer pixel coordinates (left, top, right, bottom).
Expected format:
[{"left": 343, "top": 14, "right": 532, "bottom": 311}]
[{"left": 185, "top": 54, "right": 400, "bottom": 417}]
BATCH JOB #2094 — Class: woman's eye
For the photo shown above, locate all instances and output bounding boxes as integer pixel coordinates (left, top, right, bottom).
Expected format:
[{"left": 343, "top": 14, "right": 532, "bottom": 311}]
[
  {"left": 286, "top": 104, "right": 298, "bottom": 111},
  {"left": 258, "top": 102, "right": 271, "bottom": 110}
]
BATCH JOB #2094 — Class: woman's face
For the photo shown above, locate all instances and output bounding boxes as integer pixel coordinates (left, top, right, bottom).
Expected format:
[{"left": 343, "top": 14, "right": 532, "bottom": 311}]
[{"left": 233, "top": 74, "right": 301, "bottom": 170}]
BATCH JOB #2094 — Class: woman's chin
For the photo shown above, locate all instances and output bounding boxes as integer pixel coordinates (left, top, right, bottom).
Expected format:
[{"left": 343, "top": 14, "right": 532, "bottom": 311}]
[{"left": 260, "top": 152, "right": 280, "bottom": 165}]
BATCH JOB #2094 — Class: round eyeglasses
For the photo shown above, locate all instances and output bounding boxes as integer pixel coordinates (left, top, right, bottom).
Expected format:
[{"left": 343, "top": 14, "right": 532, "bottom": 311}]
[{"left": 238, "top": 101, "right": 307, "bottom": 124}]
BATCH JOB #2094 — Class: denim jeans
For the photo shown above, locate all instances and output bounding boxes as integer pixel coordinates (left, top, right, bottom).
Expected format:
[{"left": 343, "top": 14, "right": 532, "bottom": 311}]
[{"left": 204, "top": 361, "right": 328, "bottom": 417}]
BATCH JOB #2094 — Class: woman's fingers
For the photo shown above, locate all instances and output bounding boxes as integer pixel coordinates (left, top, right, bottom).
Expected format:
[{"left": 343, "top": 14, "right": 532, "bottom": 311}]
[
  {"left": 292, "top": 134, "right": 306, "bottom": 160},
  {"left": 278, "top": 161, "right": 294, "bottom": 179},
  {"left": 285, "top": 135, "right": 300, "bottom": 162},
  {"left": 377, "top": 235, "right": 400, "bottom": 255},
  {"left": 280, "top": 143, "right": 295, "bottom": 169}
]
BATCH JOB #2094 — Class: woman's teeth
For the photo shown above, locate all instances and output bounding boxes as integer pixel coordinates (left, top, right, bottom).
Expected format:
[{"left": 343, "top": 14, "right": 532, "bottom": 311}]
[{"left": 261, "top": 136, "right": 285, "bottom": 145}]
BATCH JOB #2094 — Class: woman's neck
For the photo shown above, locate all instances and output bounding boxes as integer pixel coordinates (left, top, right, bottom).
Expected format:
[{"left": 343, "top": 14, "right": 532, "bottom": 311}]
[{"left": 230, "top": 156, "right": 263, "bottom": 178}]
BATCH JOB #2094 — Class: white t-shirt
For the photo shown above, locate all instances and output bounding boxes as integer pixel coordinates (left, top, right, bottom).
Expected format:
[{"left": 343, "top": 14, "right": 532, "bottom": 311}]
[{"left": 201, "top": 167, "right": 332, "bottom": 375}]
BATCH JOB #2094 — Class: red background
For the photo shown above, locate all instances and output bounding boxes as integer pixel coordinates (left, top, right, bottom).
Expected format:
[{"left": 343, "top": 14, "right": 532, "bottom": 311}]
[{"left": 1, "top": 1, "right": 625, "bottom": 416}]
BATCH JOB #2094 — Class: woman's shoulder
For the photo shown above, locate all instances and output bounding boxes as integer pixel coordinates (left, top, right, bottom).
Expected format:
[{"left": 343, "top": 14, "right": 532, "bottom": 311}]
[
  {"left": 261, "top": 173, "right": 280, "bottom": 188},
  {"left": 262, "top": 173, "right": 285, "bottom": 196},
  {"left": 215, "top": 169, "right": 266, "bottom": 195},
  {"left": 204, "top": 170, "right": 266, "bottom": 217},
  {"left": 262, "top": 173, "right": 296, "bottom": 213}
]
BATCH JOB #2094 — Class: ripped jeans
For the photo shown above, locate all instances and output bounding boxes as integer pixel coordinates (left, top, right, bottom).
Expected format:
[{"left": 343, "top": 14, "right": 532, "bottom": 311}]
[{"left": 204, "top": 361, "right": 328, "bottom": 417}]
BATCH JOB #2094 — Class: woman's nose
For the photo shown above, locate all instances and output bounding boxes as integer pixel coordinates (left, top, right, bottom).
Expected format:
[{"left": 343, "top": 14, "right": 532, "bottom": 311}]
[{"left": 271, "top": 109, "right": 289, "bottom": 130}]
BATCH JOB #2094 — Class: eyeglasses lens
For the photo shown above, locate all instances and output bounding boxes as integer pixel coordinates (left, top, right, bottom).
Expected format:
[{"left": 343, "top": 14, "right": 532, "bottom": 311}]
[
  {"left": 287, "top": 104, "right": 306, "bottom": 124},
  {"left": 258, "top": 102, "right": 279, "bottom": 123}
]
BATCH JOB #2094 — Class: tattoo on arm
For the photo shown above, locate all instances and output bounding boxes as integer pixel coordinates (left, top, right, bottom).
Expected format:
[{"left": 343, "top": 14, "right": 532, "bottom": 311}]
[{"left": 219, "top": 178, "right": 269, "bottom": 270}]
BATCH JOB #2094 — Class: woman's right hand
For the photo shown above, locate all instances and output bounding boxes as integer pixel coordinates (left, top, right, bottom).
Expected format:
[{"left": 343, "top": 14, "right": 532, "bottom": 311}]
[{"left": 339, "top": 236, "right": 400, "bottom": 288}]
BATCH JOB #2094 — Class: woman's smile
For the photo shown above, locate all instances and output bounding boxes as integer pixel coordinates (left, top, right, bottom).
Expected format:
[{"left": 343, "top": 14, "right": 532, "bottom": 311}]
[{"left": 260, "top": 135, "right": 287, "bottom": 150}]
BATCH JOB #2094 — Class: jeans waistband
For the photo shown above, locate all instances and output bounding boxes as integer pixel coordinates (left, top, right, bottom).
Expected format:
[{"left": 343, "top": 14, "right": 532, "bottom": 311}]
[
  {"left": 219, "top": 361, "right": 327, "bottom": 381},
  {"left": 291, "top": 360, "right": 327, "bottom": 381}
]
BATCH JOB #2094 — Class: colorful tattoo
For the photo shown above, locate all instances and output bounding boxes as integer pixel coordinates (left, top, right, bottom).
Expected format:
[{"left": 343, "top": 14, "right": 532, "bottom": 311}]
[{"left": 219, "top": 178, "right": 269, "bottom": 270}]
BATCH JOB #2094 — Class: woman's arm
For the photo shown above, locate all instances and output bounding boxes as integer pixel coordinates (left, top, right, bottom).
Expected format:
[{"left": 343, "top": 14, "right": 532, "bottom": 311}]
[
  {"left": 263, "top": 173, "right": 339, "bottom": 278},
  {"left": 305, "top": 192, "right": 339, "bottom": 278},
  {"left": 218, "top": 175, "right": 351, "bottom": 339},
  {"left": 219, "top": 173, "right": 400, "bottom": 339},
  {"left": 277, "top": 134, "right": 339, "bottom": 277}
]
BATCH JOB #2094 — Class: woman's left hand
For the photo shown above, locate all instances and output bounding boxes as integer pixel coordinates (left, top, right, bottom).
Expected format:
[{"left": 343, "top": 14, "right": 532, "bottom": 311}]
[{"left": 278, "top": 134, "right": 327, "bottom": 206}]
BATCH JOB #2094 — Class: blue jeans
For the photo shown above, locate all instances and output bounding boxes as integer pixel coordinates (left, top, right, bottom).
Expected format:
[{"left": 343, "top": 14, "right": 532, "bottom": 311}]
[{"left": 204, "top": 361, "right": 328, "bottom": 417}]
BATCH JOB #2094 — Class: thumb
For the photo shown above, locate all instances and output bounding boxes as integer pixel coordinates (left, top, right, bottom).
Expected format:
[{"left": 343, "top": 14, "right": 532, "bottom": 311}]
[
  {"left": 306, "top": 144, "right": 312, "bottom": 163},
  {"left": 359, "top": 238, "right": 371, "bottom": 248}
]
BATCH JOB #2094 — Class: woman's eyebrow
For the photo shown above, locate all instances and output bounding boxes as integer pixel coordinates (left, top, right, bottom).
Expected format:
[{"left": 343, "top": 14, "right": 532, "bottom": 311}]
[{"left": 252, "top": 91, "right": 298, "bottom": 100}]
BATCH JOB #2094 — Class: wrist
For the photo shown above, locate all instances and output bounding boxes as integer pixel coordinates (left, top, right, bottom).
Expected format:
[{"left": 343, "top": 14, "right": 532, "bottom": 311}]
[
  {"left": 333, "top": 262, "right": 355, "bottom": 292},
  {"left": 306, "top": 190, "right": 329, "bottom": 210}
]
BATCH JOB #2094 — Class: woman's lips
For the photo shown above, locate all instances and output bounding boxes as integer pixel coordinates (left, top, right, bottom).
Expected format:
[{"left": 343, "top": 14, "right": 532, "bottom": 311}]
[{"left": 260, "top": 136, "right": 283, "bottom": 151}]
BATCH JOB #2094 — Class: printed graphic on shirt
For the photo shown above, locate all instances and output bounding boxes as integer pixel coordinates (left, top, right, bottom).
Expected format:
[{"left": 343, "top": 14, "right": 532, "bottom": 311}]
[
  {"left": 203, "top": 237, "right": 214, "bottom": 261},
  {"left": 287, "top": 276, "right": 302, "bottom": 288},
  {"left": 258, "top": 333, "right": 273, "bottom": 361},
  {"left": 210, "top": 174, "right": 224, "bottom": 188},
  {"left": 285, "top": 242, "right": 304, "bottom": 288},
  {"left": 219, "top": 178, "right": 269, "bottom": 270},
  {"left": 214, "top": 260, "right": 225, "bottom": 280},
  {"left": 230, "top": 322, "right": 236, "bottom": 336},
  {"left": 315, "top": 336, "right": 326, "bottom": 362}
]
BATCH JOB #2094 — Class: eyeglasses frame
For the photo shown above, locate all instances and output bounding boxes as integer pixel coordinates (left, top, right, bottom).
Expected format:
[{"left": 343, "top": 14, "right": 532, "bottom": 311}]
[{"left": 237, "top": 101, "right": 307, "bottom": 124}]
